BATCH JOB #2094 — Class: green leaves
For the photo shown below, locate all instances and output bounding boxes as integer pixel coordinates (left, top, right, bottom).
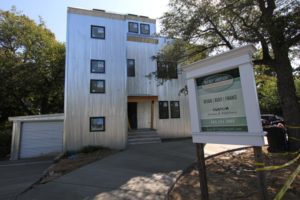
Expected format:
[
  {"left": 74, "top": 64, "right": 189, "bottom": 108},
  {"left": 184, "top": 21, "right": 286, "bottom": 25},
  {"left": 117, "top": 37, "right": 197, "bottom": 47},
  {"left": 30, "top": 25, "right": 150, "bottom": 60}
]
[{"left": 0, "top": 9, "right": 65, "bottom": 121}]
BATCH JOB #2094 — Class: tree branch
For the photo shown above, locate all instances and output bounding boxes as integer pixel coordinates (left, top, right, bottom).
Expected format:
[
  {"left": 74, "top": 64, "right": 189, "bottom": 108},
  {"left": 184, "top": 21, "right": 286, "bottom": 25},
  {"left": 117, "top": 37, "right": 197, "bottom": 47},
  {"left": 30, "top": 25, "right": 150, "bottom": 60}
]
[
  {"left": 253, "top": 58, "right": 275, "bottom": 67},
  {"left": 287, "top": 33, "right": 300, "bottom": 47},
  {"left": 206, "top": 17, "right": 234, "bottom": 49}
]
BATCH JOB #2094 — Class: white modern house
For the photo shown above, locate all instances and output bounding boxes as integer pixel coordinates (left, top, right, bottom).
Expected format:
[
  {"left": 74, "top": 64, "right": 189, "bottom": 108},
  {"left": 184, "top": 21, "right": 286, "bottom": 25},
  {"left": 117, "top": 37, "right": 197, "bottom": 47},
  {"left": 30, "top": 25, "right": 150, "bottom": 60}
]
[
  {"left": 9, "top": 7, "right": 191, "bottom": 159},
  {"left": 64, "top": 7, "right": 191, "bottom": 151}
]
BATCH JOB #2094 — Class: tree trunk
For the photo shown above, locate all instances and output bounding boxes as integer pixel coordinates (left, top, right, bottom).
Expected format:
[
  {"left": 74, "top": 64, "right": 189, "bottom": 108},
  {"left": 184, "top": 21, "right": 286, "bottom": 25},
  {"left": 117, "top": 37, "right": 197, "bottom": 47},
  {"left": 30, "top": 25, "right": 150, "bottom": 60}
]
[{"left": 274, "top": 50, "right": 300, "bottom": 151}]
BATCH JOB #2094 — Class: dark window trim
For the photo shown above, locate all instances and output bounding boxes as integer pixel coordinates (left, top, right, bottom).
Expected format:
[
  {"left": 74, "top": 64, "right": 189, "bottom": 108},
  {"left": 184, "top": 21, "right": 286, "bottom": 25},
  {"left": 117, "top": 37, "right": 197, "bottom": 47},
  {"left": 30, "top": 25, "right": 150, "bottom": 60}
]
[
  {"left": 140, "top": 23, "right": 150, "bottom": 35},
  {"left": 159, "top": 101, "right": 169, "bottom": 119},
  {"left": 170, "top": 101, "right": 180, "bottom": 118},
  {"left": 91, "top": 25, "right": 105, "bottom": 39},
  {"left": 90, "top": 116, "right": 105, "bottom": 132},
  {"left": 90, "top": 59, "right": 105, "bottom": 74},
  {"left": 128, "top": 22, "right": 139, "bottom": 33},
  {"left": 127, "top": 59, "right": 135, "bottom": 77},
  {"left": 90, "top": 79, "right": 106, "bottom": 94}
]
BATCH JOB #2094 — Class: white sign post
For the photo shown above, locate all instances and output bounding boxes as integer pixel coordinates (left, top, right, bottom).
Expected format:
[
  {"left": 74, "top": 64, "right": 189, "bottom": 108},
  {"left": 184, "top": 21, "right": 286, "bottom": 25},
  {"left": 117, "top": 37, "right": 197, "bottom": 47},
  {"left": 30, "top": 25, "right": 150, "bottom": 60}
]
[{"left": 183, "top": 44, "right": 267, "bottom": 200}]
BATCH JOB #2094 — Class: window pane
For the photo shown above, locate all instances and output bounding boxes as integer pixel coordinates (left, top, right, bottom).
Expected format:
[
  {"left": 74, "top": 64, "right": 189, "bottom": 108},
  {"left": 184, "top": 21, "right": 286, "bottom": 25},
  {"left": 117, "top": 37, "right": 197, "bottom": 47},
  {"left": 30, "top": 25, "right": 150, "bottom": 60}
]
[
  {"left": 157, "top": 61, "right": 168, "bottom": 78},
  {"left": 90, "top": 117, "right": 105, "bottom": 131},
  {"left": 140, "top": 24, "right": 150, "bottom": 35},
  {"left": 171, "top": 101, "right": 180, "bottom": 118},
  {"left": 91, "top": 25, "right": 105, "bottom": 39},
  {"left": 91, "top": 60, "right": 105, "bottom": 73},
  {"left": 159, "top": 101, "right": 169, "bottom": 119},
  {"left": 127, "top": 59, "right": 135, "bottom": 77},
  {"left": 90, "top": 80, "right": 105, "bottom": 93},
  {"left": 168, "top": 62, "right": 178, "bottom": 79},
  {"left": 157, "top": 61, "right": 178, "bottom": 79},
  {"left": 128, "top": 22, "right": 138, "bottom": 33}
]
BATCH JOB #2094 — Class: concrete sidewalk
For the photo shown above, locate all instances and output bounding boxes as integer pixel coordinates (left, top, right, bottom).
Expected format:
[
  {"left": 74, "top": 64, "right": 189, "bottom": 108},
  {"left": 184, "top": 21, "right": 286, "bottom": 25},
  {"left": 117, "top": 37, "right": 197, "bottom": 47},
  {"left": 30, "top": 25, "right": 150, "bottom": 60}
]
[
  {"left": 0, "top": 158, "right": 52, "bottom": 200},
  {"left": 19, "top": 139, "right": 245, "bottom": 200}
]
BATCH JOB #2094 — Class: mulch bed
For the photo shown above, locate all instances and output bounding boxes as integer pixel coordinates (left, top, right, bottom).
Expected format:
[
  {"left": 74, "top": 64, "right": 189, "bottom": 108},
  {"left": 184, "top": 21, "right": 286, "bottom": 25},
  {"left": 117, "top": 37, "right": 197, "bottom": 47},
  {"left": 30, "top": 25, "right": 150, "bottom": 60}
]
[
  {"left": 39, "top": 148, "right": 117, "bottom": 184},
  {"left": 168, "top": 147, "right": 300, "bottom": 200}
]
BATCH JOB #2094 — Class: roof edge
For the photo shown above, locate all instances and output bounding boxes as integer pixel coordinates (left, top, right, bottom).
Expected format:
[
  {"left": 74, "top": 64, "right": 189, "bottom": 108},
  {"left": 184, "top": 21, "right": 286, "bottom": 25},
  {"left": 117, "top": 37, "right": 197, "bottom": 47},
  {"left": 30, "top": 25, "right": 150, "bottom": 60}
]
[{"left": 67, "top": 7, "right": 156, "bottom": 24}]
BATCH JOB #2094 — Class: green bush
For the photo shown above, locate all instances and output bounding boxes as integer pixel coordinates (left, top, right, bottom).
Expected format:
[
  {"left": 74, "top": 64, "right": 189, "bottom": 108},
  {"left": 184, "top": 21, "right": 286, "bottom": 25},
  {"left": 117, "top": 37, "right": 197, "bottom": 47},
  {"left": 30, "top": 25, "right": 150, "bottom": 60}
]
[{"left": 79, "top": 145, "right": 107, "bottom": 154}]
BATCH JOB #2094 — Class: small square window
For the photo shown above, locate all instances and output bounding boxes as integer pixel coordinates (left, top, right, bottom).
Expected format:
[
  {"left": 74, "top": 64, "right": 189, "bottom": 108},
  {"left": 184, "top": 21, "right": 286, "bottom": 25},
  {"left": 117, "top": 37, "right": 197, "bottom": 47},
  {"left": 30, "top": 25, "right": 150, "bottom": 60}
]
[
  {"left": 170, "top": 101, "right": 180, "bottom": 118},
  {"left": 127, "top": 59, "right": 135, "bottom": 77},
  {"left": 140, "top": 24, "right": 150, "bottom": 35},
  {"left": 90, "top": 79, "right": 105, "bottom": 93},
  {"left": 90, "top": 117, "right": 105, "bottom": 132},
  {"left": 91, "top": 25, "right": 105, "bottom": 39},
  {"left": 159, "top": 101, "right": 169, "bottom": 119},
  {"left": 157, "top": 61, "right": 178, "bottom": 79},
  {"left": 128, "top": 22, "right": 138, "bottom": 33},
  {"left": 91, "top": 60, "right": 105, "bottom": 73}
]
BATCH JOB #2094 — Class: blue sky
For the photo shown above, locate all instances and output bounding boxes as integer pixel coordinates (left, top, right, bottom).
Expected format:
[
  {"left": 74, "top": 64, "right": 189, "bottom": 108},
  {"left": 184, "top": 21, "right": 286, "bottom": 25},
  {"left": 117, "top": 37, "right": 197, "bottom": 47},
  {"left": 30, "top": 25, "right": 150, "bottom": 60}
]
[{"left": 1, "top": 0, "right": 169, "bottom": 42}]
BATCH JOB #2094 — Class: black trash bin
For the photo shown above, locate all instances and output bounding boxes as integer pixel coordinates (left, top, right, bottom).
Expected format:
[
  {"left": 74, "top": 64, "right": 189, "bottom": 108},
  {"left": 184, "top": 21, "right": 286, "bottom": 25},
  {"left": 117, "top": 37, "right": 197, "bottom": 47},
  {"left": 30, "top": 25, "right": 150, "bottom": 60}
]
[{"left": 263, "top": 126, "right": 288, "bottom": 152}]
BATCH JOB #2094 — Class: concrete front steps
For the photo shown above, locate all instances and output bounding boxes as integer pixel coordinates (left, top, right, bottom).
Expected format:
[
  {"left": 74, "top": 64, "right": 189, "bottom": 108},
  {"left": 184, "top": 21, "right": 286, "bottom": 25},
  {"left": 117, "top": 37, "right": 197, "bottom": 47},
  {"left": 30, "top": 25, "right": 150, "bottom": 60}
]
[{"left": 127, "top": 129, "right": 161, "bottom": 145}]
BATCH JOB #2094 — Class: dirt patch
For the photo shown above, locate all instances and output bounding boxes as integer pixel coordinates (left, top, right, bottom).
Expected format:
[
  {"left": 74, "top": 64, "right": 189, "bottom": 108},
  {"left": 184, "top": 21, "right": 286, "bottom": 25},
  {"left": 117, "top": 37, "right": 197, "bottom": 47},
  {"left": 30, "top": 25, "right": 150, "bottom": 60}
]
[
  {"left": 40, "top": 148, "right": 118, "bottom": 184},
  {"left": 168, "top": 147, "right": 300, "bottom": 200}
]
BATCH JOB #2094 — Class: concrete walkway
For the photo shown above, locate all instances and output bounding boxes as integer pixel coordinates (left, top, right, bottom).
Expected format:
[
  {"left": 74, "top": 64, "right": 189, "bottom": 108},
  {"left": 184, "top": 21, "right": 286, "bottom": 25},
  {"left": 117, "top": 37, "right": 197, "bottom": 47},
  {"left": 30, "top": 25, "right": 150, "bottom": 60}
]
[
  {"left": 19, "top": 139, "right": 246, "bottom": 200},
  {"left": 0, "top": 158, "right": 52, "bottom": 200}
]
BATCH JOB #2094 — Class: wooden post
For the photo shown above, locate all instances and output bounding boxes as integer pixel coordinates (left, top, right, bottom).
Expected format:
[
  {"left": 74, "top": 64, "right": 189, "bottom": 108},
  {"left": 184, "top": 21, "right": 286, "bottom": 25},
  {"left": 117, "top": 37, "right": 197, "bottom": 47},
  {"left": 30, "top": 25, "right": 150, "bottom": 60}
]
[
  {"left": 196, "top": 143, "right": 209, "bottom": 200},
  {"left": 151, "top": 100, "right": 154, "bottom": 129},
  {"left": 253, "top": 146, "right": 268, "bottom": 200}
]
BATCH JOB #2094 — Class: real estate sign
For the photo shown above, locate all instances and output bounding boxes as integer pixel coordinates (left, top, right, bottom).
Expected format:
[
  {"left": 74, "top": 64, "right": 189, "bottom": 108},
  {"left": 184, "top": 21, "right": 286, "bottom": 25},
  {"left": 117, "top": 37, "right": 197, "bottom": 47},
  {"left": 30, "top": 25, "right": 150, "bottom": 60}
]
[
  {"left": 183, "top": 45, "right": 265, "bottom": 146},
  {"left": 196, "top": 68, "right": 248, "bottom": 132}
]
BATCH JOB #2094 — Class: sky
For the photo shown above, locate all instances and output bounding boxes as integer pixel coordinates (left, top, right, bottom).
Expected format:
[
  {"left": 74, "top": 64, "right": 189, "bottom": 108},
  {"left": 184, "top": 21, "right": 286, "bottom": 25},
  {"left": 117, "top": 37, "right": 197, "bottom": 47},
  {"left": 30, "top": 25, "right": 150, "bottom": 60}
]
[{"left": 0, "top": 0, "right": 169, "bottom": 42}]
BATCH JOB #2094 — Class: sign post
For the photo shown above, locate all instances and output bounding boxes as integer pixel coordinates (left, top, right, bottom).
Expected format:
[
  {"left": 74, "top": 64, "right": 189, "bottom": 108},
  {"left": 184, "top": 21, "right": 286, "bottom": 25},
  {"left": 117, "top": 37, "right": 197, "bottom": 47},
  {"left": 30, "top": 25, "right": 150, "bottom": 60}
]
[
  {"left": 196, "top": 143, "right": 209, "bottom": 200},
  {"left": 182, "top": 45, "right": 267, "bottom": 199}
]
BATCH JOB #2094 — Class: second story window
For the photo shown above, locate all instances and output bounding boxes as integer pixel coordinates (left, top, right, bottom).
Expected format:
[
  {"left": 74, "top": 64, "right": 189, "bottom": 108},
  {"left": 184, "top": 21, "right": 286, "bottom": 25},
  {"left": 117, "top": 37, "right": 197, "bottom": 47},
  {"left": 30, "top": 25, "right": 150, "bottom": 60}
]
[
  {"left": 140, "top": 24, "right": 150, "bottom": 35},
  {"left": 128, "top": 22, "right": 138, "bottom": 33},
  {"left": 157, "top": 61, "right": 178, "bottom": 79},
  {"left": 91, "top": 25, "right": 105, "bottom": 39},
  {"left": 127, "top": 59, "right": 135, "bottom": 77},
  {"left": 90, "top": 79, "right": 105, "bottom": 93},
  {"left": 91, "top": 60, "right": 105, "bottom": 73}
]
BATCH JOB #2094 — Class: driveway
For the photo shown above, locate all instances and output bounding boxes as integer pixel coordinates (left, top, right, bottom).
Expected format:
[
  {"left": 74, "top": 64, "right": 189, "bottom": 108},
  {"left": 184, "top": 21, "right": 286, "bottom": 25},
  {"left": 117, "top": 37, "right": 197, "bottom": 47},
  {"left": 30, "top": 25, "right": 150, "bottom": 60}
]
[
  {"left": 0, "top": 158, "right": 52, "bottom": 200},
  {"left": 18, "top": 139, "right": 245, "bottom": 200}
]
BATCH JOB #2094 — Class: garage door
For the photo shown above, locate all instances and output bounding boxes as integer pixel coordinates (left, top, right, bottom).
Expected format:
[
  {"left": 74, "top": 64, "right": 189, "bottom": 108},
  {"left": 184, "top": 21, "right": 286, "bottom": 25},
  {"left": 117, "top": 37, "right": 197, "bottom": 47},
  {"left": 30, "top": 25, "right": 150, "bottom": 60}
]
[{"left": 20, "top": 121, "right": 63, "bottom": 158}]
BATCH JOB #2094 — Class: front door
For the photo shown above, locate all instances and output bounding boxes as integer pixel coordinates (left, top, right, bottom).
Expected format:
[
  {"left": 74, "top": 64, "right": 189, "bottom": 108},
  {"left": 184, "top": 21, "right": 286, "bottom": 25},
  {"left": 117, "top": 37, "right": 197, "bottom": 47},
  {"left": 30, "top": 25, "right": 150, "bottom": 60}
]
[{"left": 128, "top": 102, "right": 137, "bottom": 129}]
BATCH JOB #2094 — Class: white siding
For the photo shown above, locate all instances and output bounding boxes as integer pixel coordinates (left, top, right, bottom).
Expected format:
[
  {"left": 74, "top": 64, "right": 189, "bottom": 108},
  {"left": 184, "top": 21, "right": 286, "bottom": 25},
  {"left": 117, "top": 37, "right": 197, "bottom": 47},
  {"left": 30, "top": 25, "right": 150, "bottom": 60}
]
[
  {"left": 127, "top": 37, "right": 191, "bottom": 138},
  {"left": 126, "top": 40, "right": 159, "bottom": 96},
  {"left": 64, "top": 13, "right": 127, "bottom": 151}
]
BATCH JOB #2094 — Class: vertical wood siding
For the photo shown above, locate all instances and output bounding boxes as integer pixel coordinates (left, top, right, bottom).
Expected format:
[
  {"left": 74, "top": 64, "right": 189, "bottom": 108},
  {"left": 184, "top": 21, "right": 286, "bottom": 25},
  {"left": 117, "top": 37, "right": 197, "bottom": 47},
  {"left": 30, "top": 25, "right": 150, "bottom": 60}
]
[{"left": 64, "top": 13, "right": 127, "bottom": 151}]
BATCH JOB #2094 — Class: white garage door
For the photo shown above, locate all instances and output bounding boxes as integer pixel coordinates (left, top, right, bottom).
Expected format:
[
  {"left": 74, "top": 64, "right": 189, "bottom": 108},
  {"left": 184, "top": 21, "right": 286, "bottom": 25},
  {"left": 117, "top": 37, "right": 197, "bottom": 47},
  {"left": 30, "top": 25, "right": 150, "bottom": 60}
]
[{"left": 20, "top": 121, "right": 63, "bottom": 158}]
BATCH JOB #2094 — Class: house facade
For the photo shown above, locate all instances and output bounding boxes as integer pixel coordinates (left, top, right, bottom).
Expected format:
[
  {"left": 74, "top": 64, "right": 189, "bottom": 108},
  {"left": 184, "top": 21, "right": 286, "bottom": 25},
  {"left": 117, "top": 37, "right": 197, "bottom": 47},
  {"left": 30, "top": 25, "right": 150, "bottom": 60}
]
[{"left": 64, "top": 7, "right": 191, "bottom": 151}]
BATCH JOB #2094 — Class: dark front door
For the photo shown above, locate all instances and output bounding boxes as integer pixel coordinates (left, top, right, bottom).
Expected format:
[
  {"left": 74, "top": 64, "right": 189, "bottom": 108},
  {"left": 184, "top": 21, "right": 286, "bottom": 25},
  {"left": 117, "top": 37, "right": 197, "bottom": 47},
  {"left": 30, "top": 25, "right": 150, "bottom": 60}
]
[{"left": 128, "top": 102, "right": 137, "bottom": 129}]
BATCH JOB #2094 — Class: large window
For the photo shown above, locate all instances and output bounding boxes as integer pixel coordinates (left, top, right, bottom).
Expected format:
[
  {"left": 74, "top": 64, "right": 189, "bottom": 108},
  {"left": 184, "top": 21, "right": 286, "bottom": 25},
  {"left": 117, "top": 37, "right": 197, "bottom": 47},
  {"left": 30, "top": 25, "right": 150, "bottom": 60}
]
[
  {"left": 140, "top": 23, "right": 150, "bottom": 35},
  {"left": 91, "top": 25, "right": 105, "bottom": 39},
  {"left": 127, "top": 59, "right": 135, "bottom": 77},
  {"left": 170, "top": 101, "right": 180, "bottom": 118},
  {"left": 128, "top": 22, "right": 139, "bottom": 33},
  {"left": 90, "top": 117, "right": 105, "bottom": 132},
  {"left": 159, "top": 101, "right": 169, "bottom": 119},
  {"left": 90, "top": 79, "right": 105, "bottom": 93},
  {"left": 91, "top": 60, "right": 105, "bottom": 73},
  {"left": 157, "top": 61, "right": 178, "bottom": 79}
]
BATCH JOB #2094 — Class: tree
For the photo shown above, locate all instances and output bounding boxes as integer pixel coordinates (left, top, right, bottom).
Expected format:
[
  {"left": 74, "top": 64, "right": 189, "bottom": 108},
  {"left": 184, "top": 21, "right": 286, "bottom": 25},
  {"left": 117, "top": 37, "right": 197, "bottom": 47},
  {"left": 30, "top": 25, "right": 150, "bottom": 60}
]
[
  {"left": 0, "top": 8, "right": 65, "bottom": 123},
  {"left": 161, "top": 0, "right": 300, "bottom": 150},
  {"left": 255, "top": 66, "right": 281, "bottom": 114},
  {"left": 147, "top": 39, "right": 208, "bottom": 87}
]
